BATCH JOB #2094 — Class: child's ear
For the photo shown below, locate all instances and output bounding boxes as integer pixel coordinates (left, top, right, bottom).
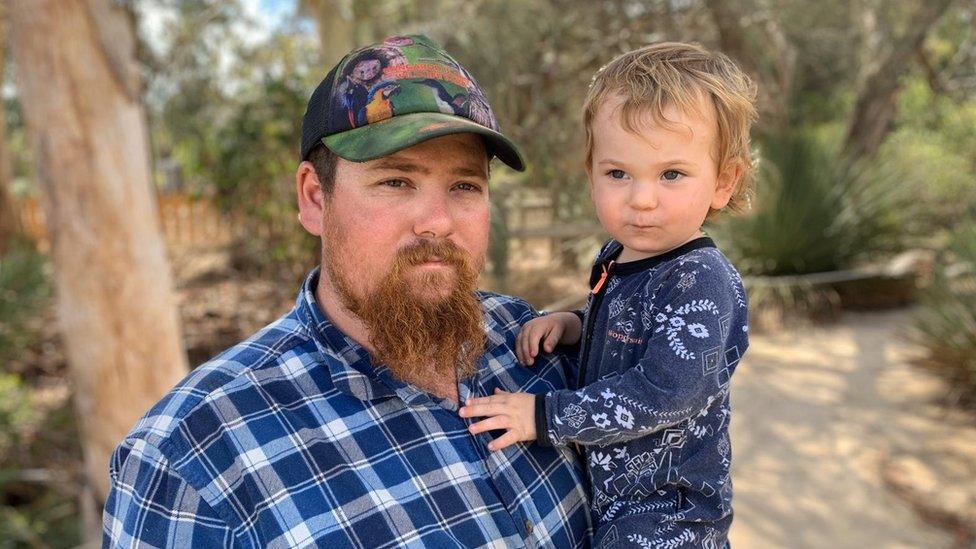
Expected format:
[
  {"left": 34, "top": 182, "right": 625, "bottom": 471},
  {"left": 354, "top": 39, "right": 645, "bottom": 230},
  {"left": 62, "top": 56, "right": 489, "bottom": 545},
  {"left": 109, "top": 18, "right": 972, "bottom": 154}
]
[{"left": 711, "top": 161, "right": 743, "bottom": 210}]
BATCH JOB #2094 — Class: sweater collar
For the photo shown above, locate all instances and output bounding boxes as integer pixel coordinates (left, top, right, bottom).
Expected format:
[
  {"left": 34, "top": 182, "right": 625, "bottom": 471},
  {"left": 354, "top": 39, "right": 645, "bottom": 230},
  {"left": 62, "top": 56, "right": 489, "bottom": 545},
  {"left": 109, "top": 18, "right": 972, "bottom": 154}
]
[{"left": 589, "top": 236, "right": 716, "bottom": 288}]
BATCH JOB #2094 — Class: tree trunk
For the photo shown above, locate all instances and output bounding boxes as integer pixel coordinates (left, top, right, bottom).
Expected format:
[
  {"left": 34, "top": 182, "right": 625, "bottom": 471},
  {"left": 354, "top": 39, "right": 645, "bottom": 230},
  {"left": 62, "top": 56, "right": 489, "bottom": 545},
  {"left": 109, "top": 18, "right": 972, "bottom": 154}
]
[
  {"left": 0, "top": 3, "right": 20, "bottom": 254},
  {"left": 843, "top": 0, "right": 955, "bottom": 161},
  {"left": 705, "top": 0, "right": 795, "bottom": 133},
  {"left": 303, "top": 0, "right": 357, "bottom": 69},
  {"left": 7, "top": 0, "right": 189, "bottom": 506}
]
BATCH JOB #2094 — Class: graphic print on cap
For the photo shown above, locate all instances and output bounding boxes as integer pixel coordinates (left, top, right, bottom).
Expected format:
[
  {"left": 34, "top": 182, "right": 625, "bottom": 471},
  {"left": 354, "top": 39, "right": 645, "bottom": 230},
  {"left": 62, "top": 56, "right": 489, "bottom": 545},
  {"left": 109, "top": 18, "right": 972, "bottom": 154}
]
[{"left": 330, "top": 35, "right": 499, "bottom": 133}]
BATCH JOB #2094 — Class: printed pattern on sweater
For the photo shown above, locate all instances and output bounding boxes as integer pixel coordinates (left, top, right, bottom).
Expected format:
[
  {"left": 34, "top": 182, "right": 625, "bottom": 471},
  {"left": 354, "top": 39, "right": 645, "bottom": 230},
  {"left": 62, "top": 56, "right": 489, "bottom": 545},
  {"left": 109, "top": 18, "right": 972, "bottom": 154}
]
[{"left": 543, "top": 238, "right": 748, "bottom": 548}]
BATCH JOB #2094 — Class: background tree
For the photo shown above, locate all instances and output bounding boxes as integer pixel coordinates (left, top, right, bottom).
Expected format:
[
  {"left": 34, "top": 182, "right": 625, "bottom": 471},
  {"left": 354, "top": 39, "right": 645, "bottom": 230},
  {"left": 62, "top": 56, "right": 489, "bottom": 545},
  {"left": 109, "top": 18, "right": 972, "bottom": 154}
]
[
  {"left": 0, "top": 3, "right": 20, "bottom": 254},
  {"left": 7, "top": 0, "right": 189, "bottom": 511},
  {"left": 843, "top": 0, "right": 956, "bottom": 161},
  {"left": 299, "top": 0, "right": 356, "bottom": 68}
]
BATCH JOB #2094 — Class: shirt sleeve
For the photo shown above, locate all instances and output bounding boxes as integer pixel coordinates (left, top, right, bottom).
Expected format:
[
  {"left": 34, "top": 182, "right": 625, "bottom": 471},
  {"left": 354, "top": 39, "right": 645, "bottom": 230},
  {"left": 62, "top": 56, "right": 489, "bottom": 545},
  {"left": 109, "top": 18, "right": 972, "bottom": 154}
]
[
  {"left": 103, "top": 438, "right": 233, "bottom": 548},
  {"left": 539, "top": 261, "right": 745, "bottom": 448}
]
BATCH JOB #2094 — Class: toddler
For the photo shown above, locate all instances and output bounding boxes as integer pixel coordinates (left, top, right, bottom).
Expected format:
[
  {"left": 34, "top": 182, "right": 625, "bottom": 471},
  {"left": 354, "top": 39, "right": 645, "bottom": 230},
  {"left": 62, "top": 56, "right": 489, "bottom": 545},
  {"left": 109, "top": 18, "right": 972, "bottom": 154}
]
[{"left": 460, "top": 42, "right": 757, "bottom": 548}]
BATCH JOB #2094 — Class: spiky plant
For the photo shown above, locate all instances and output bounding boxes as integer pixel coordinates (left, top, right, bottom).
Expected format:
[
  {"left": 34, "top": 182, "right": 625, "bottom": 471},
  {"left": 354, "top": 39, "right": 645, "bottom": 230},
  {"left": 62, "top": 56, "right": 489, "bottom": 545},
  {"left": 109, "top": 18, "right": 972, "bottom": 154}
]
[
  {"left": 910, "top": 223, "right": 976, "bottom": 406},
  {"left": 710, "top": 130, "right": 910, "bottom": 276}
]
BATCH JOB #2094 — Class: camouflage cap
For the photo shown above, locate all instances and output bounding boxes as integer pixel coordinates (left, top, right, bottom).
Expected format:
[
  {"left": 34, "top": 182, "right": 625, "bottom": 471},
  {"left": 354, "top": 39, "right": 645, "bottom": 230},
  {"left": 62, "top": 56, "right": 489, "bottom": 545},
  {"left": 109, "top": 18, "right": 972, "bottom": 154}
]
[{"left": 300, "top": 35, "right": 525, "bottom": 171}]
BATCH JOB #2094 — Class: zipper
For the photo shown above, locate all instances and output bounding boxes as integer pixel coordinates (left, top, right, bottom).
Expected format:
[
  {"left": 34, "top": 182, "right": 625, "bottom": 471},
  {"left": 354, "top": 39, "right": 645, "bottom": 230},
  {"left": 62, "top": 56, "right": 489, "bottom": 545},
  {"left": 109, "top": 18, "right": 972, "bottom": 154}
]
[{"left": 577, "top": 259, "right": 614, "bottom": 386}]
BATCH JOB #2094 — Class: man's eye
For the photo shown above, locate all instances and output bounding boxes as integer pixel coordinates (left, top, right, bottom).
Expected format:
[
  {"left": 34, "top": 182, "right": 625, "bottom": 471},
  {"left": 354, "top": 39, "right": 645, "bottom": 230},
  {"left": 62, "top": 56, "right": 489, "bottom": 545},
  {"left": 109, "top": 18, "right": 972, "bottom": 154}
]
[
  {"left": 662, "top": 170, "right": 684, "bottom": 181},
  {"left": 381, "top": 179, "right": 409, "bottom": 188},
  {"left": 607, "top": 169, "right": 627, "bottom": 180},
  {"left": 454, "top": 182, "right": 483, "bottom": 192}
]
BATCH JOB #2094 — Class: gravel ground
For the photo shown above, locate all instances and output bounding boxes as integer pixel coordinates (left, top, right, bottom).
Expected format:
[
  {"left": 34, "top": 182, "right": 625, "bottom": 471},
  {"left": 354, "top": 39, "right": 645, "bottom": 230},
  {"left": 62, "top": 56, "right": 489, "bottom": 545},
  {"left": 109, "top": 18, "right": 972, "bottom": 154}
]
[{"left": 729, "top": 309, "right": 975, "bottom": 548}]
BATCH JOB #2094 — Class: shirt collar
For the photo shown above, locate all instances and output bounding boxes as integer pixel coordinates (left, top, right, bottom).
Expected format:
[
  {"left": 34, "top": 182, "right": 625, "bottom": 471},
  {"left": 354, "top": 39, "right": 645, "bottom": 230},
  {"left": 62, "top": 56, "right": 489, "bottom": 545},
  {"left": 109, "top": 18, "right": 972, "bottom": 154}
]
[
  {"left": 295, "top": 267, "right": 399, "bottom": 402},
  {"left": 296, "top": 267, "right": 477, "bottom": 407}
]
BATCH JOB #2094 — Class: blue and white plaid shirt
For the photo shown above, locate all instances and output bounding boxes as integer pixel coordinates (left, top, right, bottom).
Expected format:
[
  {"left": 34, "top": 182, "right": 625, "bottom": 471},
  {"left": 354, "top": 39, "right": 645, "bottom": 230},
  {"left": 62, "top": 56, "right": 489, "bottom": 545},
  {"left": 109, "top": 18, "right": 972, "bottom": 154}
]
[{"left": 103, "top": 268, "right": 592, "bottom": 548}]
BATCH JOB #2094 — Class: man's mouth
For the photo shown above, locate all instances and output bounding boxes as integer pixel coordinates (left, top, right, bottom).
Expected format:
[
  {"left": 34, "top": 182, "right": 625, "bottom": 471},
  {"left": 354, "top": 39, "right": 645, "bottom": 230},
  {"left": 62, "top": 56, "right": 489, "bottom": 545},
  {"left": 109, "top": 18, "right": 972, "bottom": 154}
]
[{"left": 413, "top": 256, "right": 452, "bottom": 269}]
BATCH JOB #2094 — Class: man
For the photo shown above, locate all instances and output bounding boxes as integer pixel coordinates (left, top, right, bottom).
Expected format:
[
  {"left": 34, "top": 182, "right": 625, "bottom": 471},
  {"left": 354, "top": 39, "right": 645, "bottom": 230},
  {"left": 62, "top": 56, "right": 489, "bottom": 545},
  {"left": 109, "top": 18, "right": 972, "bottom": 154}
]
[{"left": 103, "top": 35, "right": 592, "bottom": 548}]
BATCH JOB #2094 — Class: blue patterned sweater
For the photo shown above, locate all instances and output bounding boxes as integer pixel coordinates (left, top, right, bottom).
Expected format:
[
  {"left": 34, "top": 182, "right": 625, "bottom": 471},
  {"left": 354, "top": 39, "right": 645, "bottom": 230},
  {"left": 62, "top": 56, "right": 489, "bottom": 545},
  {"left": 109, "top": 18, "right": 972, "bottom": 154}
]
[{"left": 535, "top": 236, "right": 749, "bottom": 548}]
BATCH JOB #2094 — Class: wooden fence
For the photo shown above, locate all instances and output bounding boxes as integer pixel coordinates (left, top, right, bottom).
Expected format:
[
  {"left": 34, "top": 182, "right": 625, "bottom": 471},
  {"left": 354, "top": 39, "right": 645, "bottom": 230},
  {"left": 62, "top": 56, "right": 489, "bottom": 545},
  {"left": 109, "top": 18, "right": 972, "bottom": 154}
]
[
  {"left": 19, "top": 193, "right": 242, "bottom": 252},
  {"left": 16, "top": 191, "right": 606, "bottom": 265}
]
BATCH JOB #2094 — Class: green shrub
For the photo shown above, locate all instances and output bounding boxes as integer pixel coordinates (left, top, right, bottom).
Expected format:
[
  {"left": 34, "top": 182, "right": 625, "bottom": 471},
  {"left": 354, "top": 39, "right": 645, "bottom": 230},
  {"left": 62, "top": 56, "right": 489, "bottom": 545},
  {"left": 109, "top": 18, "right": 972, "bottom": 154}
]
[
  {"left": 0, "top": 372, "right": 82, "bottom": 548},
  {"left": 910, "top": 223, "right": 976, "bottom": 406},
  {"left": 0, "top": 250, "right": 81, "bottom": 547},
  {"left": 710, "top": 130, "right": 911, "bottom": 276},
  {"left": 0, "top": 248, "right": 50, "bottom": 364}
]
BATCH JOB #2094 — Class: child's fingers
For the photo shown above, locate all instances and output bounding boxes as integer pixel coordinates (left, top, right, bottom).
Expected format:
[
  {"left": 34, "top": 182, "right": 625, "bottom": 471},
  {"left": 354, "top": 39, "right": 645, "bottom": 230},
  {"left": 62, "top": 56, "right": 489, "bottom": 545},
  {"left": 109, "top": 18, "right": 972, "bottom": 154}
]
[
  {"left": 518, "top": 327, "right": 540, "bottom": 366},
  {"left": 487, "top": 430, "right": 522, "bottom": 452},
  {"left": 464, "top": 395, "right": 492, "bottom": 406},
  {"left": 467, "top": 416, "right": 509, "bottom": 435},
  {"left": 525, "top": 329, "right": 541, "bottom": 362},
  {"left": 458, "top": 401, "right": 504, "bottom": 419},
  {"left": 516, "top": 331, "right": 531, "bottom": 365},
  {"left": 462, "top": 390, "right": 509, "bottom": 409},
  {"left": 542, "top": 325, "right": 562, "bottom": 353}
]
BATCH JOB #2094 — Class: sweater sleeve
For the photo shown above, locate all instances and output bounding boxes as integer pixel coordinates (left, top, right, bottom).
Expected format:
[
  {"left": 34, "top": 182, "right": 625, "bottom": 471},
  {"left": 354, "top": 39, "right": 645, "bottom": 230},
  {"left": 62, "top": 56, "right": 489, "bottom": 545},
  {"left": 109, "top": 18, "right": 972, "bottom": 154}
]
[{"left": 539, "top": 260, "right": 746, "bottom": 448}]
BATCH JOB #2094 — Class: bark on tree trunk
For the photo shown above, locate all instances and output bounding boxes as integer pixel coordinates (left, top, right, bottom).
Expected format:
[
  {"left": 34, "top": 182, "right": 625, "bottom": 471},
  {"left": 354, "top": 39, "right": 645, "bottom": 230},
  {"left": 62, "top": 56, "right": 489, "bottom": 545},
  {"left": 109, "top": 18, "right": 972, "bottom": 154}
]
[
  {"left": 843, "top": 0, "right": 955, "bottom": 161},
  {"left": 304, "top": 0, "right": 357, "bottom": 69},
  {"left": 7, "top": 0, "right": 189, "bottom": 505},
  {"left": 705, "top": 0, "right": 795, "bottom": 133}
]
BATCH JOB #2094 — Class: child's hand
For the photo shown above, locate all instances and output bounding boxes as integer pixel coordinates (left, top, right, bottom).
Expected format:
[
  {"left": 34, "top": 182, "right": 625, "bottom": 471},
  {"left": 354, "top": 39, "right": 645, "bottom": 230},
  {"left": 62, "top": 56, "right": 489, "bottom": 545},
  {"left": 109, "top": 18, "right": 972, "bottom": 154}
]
[
  {"left": 516, "top": 312, "right": 582, "bottom": 366},
  {"left": 458, "top": 388, "right": 536, "bottom": 451}
]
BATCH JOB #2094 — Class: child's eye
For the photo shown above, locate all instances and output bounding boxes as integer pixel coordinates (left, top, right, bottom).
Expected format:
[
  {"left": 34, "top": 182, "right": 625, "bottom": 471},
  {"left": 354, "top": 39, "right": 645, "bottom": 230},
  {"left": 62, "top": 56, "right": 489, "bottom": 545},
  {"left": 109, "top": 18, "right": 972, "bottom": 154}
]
[
  {"left": 662, "top": 170, "right": 684, "bottom": 181},
  {"left": 606, "top": 169, "right": 628, "bottom": 180}
]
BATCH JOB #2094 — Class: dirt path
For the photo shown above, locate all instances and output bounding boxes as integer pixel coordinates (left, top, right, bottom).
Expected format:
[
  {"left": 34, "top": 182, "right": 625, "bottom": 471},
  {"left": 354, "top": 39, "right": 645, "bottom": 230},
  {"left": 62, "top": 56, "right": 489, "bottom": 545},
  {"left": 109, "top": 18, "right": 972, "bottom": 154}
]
[{"left": 729, "top": 309, "right": 976, "bottom": 548}]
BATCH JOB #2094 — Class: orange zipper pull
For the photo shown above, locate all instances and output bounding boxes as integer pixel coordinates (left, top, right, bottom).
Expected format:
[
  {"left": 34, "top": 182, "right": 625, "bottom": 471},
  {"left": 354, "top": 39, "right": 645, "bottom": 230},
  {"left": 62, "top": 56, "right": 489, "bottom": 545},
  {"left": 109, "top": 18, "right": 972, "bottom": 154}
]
[{"left": 591, "top": 260, "right": 614, "bottom": 294}]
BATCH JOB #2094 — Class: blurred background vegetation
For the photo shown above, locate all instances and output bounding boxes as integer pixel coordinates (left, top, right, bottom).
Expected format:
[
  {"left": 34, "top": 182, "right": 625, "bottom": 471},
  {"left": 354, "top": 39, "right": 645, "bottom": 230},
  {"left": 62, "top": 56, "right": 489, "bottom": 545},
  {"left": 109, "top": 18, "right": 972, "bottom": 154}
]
[{"left": 1, "top": 0, "right": 974, "bottom": 546}]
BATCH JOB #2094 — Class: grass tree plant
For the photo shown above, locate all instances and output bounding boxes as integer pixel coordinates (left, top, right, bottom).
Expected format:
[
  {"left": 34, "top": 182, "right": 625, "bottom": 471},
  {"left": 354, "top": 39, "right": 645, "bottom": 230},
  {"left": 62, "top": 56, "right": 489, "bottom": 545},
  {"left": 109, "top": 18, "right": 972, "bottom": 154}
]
[{"left": 910, "top": 223, "right": 976, "bottom": 407}]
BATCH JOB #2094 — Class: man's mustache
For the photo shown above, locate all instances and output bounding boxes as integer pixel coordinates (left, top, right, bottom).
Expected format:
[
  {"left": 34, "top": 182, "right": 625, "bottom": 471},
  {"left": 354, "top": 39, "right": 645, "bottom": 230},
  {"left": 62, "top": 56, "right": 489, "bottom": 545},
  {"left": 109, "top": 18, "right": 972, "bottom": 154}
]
[{"left": 395, "top": 239, "right": 471, "bottom": 269}]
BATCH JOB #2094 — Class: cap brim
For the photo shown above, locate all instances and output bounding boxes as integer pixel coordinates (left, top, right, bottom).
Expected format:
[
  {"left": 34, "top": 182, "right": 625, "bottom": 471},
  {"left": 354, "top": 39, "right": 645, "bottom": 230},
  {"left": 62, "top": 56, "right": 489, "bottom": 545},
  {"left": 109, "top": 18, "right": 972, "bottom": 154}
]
[{"left": 323, "top": 112, "right": 525, "bottom": 172}]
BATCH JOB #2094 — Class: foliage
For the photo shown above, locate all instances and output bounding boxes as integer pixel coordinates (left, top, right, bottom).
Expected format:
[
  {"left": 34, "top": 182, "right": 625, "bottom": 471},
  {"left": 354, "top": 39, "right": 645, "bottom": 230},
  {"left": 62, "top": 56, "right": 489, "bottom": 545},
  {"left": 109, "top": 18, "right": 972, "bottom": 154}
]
[
  {"left": 0, "top": 248, "right": 50, "bottom": 363},
  {"left": 877, "top": 77, "right": 976, "bottom": 233},
  {"left": 209, "top": 33, "right": 322, "bottom": 276},
  {"left": 0, "top": 249, "right": 82, "bottom": 548},
  {"left": 0, "top": 374, "right": 40, "bottom": 460},
  {"left": 140, "top": 0, "right": 322, "bottom": 275},
  {"left": 0, "top": 374, "right": 82, "bottom": 548},
  {"left": 910, "top": 223, "right": 976, "bottom": 407},
  {"left": 710, "top": 129, "right": 911, "bottom": 276},
  {"left": 136, "top": 0, "right": 976, "bottom": 278}
]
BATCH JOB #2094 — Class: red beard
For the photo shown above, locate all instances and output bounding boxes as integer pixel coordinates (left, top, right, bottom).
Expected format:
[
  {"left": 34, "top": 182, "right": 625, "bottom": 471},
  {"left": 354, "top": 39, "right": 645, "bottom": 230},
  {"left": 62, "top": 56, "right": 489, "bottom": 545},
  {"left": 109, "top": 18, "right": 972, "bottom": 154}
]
[{"left": 324, "top": 235, "right": 486, "bottom": 385}]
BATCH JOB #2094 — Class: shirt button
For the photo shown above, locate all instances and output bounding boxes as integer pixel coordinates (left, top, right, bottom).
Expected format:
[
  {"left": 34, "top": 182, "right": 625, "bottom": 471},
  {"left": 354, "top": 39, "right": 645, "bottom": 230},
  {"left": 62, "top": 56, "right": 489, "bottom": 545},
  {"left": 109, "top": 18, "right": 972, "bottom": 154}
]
[{"left": 524, "top": 519, "right": 534, "bottom": 535}]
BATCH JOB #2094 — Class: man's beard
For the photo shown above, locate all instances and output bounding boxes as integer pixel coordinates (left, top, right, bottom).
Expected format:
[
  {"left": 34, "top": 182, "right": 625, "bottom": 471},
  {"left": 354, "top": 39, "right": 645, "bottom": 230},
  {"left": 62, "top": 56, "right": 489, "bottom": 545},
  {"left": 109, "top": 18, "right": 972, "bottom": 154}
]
[{"left": 323, "top": 230, "right": 486, "bottom": 385}]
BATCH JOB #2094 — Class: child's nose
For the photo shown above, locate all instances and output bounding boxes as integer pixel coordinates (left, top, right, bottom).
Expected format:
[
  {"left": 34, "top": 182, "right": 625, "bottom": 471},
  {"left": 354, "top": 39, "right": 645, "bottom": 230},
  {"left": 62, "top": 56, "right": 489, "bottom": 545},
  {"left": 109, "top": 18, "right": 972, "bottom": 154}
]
[{"left": 629, "top": 180, "right": 658, "bottom": 210}]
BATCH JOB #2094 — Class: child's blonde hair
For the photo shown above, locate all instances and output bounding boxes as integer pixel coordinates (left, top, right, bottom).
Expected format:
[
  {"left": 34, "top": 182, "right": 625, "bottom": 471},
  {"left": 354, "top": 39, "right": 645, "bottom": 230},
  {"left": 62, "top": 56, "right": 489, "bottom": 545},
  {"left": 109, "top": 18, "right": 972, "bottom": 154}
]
[{"left": 583, "top": 42, "right": 758, "bottom": 216}]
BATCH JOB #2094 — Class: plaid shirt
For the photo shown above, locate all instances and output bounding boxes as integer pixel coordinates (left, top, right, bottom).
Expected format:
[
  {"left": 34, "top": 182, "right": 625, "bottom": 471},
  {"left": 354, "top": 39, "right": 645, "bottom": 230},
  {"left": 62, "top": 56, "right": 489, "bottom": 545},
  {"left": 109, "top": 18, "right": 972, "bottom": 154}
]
[{"left": 103, "top": 268, "right": 592, "bottom": 548}]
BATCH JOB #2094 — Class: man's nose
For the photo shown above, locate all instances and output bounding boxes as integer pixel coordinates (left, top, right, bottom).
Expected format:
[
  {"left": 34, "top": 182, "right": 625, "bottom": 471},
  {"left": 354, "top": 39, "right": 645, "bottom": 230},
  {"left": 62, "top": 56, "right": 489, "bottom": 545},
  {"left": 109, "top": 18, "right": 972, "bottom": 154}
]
[
  {"left": 413, "top": 190, "right": 454, "bottom": 238},
  {"left": 629, "top": 180, "right": 658, "bottom": 210}
]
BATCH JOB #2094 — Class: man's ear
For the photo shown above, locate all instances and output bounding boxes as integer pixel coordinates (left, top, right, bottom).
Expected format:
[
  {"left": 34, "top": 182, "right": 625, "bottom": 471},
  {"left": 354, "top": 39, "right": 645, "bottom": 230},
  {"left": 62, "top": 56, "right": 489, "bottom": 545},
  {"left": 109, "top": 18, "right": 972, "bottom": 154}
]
[
  {"left": 711, "top": 160, "right": 743, "bottom": 211},
  {"left": 296, "top": 161, "right": 326, "bottom": 236}
]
